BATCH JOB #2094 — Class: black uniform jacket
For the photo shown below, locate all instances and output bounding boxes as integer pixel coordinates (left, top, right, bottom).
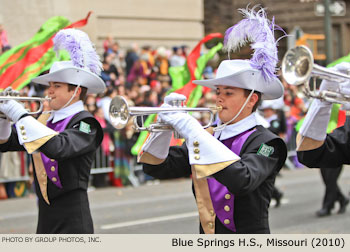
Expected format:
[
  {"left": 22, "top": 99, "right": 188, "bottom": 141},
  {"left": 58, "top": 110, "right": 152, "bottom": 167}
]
[
  {"left": 143, "top": 125, "right": 287, "bottom": 234},
  {"left": 0, "top": 111, "right": 103, "bottom": 234},
  {"left": 297, "top": 116, "right": 350, "bottom": 168}
]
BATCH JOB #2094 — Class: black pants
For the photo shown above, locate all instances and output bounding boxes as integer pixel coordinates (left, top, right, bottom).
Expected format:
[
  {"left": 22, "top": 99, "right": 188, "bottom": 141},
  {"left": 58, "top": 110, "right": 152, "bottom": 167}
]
[{"left": 320, "top": 166, "right": 346, "bottom": 210}]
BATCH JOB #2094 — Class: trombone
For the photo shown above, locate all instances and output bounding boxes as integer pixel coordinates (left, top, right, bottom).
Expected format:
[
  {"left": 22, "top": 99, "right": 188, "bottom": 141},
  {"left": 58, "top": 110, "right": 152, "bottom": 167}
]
[
  {"left": 0, "top": 95, "right": 51, "bottom": 119},
  {"left": 109, "top": 96, "right": 221, "bottom": 134},
  {"left": 281, "top": 45, "right": 350, "bottom": 104}
]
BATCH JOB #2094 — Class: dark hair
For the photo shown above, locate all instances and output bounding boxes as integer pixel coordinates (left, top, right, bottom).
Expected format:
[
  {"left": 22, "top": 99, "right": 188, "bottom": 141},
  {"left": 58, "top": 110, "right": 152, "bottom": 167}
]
[
  {"left": 243, "top": 89, "right": 261, "bottom": 112},
  {"left": 67, "top": 84, "right": 88, "bottom": 101}
]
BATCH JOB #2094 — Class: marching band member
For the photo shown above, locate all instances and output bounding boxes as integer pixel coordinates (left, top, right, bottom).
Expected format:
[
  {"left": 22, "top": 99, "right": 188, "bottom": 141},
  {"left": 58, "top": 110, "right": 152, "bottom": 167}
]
[
  {"left": 0, "top": 29, "right": 105, "bottom": 233},
  {"left": 139, "top": 7, "right": 287, "bottom": 234},
  {"left": 296, "top": 62, "right": 350, "bottom": 214}
]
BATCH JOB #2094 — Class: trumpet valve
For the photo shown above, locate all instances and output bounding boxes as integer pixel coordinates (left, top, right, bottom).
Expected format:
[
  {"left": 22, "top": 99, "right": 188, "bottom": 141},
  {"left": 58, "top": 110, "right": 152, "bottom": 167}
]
[{"left": 170, "top": 99, "right": 185, "bottom": 107}]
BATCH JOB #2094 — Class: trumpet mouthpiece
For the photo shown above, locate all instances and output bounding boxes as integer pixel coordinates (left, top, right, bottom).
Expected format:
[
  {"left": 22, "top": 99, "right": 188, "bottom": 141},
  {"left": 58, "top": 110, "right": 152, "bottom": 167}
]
[{"left": 208, "top": 106, "right": 222, "bottom": 111}]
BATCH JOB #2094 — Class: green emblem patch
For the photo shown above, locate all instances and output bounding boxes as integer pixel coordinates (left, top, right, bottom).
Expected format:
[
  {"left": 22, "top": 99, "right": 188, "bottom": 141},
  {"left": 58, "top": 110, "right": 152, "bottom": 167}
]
[
  {"left": 257, "top": 143, "right": 274, "bottom": 157},
  {"left": 79, "top": 121, "right": 91, "bottom": 134}
]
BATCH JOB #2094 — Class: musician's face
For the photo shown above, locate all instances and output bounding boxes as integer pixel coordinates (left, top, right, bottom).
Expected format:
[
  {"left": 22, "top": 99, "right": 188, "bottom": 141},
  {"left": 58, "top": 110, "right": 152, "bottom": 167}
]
[
  {"left": 47, "top": 82, "right": 80, "bottom": 110},
  {"left": 216, "top": 85, "right": 257, "bottom": 124}
]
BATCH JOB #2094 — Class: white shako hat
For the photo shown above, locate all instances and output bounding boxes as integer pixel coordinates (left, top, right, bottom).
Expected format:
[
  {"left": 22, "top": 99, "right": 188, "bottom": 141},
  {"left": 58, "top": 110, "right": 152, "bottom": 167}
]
[
  {"left": 32, "top": 29, "right": 105, "bottom": 94},
  {"left": 193, "top": 6, "right": 285, "bottom": 100}
]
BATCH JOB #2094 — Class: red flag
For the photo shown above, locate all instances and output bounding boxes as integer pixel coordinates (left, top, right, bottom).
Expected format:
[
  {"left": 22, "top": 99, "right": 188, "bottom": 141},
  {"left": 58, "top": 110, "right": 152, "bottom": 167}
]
[{"left": 0, "top": 12, "right": 92, "bottom": 91}]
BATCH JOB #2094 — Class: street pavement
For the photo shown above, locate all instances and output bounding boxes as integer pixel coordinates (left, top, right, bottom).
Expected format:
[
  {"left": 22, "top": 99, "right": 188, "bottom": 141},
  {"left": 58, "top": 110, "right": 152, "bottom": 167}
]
[{"left": 0, "top": 166, "right": 349, "bottom": 234}]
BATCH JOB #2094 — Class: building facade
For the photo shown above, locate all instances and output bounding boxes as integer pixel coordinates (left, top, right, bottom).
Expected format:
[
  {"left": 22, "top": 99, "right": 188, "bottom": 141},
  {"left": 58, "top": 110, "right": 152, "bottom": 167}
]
[
  {"left": 0, "top": 0, "right": 204, "bottom": 53},
  {"left": 204, "top": 0, "right": 350, "bottom": 63},
  {"left": 1, "top": 0, "right": 349, "bottom": 61}
]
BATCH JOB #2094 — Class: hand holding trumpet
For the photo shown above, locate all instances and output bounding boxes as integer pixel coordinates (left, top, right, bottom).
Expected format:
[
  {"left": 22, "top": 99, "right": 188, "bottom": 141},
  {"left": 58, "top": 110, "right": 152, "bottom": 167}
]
[
  {"left": 295, "top": 60, "right": 350, "bottom": 150},
  {"left": 0, "top": 87, "right": 21, "bottom": 141},
  {"left": 0, "top": 88, "right": 28, "bottom": 123},
  {"left": 141, "top": 93, "right": 186, "bottom": 159},
  {"left": 319, "top": 62, "right": 350, "bottom": 102},
  {"left": 109, "top": 94, "right": 221, "bottom": 132},
  {"left": 0, "top": 87, "right": 51, "bottom": 121}
]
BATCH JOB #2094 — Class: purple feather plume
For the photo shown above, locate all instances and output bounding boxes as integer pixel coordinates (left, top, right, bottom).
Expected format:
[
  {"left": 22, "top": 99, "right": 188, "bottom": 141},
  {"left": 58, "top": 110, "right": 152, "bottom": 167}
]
[
  {"left": 53, "top": 29, "right": 102, "bottom": 75},
  {"left": 224, "top": 6, "right": 286, "bottom": 81}
]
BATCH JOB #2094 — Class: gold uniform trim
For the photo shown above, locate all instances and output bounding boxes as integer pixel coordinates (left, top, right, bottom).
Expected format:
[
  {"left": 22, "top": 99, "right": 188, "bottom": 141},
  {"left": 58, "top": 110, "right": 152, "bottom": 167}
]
[
  {"left": 0, "top": 139, "right": 8, "bottom": 144},
  {"left": 138, "top": 152, "right": 165, "bottom": 165},
  {"left": 296, "top": 133, "right": 324, "bottom": 151},
  {"left": 24, "top": 134, "right": 58, "bottom": 154},
  {"left": 205, "top": 127, "right": 214, "bottom": 135},
  {"left": 191, "top": 167, "right": 216, "bottom": 234},
  {"left": 27, "top": 113, "right": 52, "bottom": 204},
  {"left": 32, "top": 153, "right": 50, "bottom": 205},
  {"left": 193, "top": 159, "right": 239, "bottom": 179}
]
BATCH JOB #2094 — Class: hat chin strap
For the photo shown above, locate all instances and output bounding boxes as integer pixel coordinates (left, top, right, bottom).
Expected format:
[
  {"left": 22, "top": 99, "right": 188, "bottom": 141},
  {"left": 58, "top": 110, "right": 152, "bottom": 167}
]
[
  {"left": 213, "top": 89, "right": 254, "bottom": 132},
  {"left": 60, "top": 84, "right": 81, "bottom": 110},
  {"left": 43, "top": 84, "right": 81, "bottom": 114}
]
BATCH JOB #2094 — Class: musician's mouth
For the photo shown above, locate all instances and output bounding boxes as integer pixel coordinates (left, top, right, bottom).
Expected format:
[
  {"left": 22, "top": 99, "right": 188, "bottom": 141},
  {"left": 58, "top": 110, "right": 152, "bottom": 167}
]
[{"left": 216, "top": 104, "right": 225, "bottom": 110}]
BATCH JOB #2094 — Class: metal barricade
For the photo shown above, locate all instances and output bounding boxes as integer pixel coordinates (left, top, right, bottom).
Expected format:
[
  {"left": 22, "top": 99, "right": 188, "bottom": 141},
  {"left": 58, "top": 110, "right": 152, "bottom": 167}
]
[{"left": 91, "top": 146, "right": 114, "bottom": 174}]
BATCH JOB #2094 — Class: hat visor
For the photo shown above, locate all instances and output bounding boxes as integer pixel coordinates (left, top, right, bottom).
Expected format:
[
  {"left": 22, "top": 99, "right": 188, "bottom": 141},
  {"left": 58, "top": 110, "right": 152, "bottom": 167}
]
[
  {"left": 193, "top": 73, "right": 283, "bottom": 100},
  {"left": 32, "top": 68, "right": 106, "bottom": 94}
]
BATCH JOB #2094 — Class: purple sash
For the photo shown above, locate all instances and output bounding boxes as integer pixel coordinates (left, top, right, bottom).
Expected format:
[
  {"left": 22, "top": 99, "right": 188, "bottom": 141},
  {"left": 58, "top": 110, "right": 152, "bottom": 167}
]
[
  {"left": 207, "top": 128, "right": 256, "bottom": 232},
  {"left": 40, "top": 114, "right": 76, "bottom": 188}
]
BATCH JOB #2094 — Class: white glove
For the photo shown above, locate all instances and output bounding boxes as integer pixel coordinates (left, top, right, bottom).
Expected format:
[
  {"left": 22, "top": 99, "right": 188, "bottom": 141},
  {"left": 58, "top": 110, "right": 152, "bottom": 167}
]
[
  {"left": 0, "top": 118, "right": 11, "bottom": 140},
  {"left": 141, "top": 93, "right": 186, "bottom": 159},
  {"left": 339, "top": 81, "right": 350, "bottom": 110},
  {"left": 299, "top": 99, "right": 331, "bottom": 141},
  {"left": 336, "top": 63, "right": 350, "bottom": 110},
  {"left": 319, "top": 62, "right": 350, "bottom": 96},
  {"left": 158, "top": 105, "right": 240, "bottom": 168},
  {"left": 164, "top": 92, "right": 186, "bottom": 106},
  {"left": 141, "top": 130, "right": 172, "bottom": 159},
  {"left": 0, "top": 99, "right": 27, "bottom": 123},
  {"left": 331, "top": 62, "right": 350, "bottom": 76},
  {"left": 0, "top": 88, "right": 18, "bottom": 141},
  {"left": 300, "top": 62, "right": 350, "bottom": 141}
]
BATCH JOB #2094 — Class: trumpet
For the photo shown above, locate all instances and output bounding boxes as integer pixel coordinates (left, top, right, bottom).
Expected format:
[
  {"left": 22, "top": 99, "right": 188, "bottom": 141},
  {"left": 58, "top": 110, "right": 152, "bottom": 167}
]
[
  {"left": 0, "top": 96, "right": 51, "bottom": 119},
  {"left": 281, "top": 45, "right": 350, "bottom": 104},
  {"left": 109, "top": 96, "right": 221, "bottom": 134}
]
